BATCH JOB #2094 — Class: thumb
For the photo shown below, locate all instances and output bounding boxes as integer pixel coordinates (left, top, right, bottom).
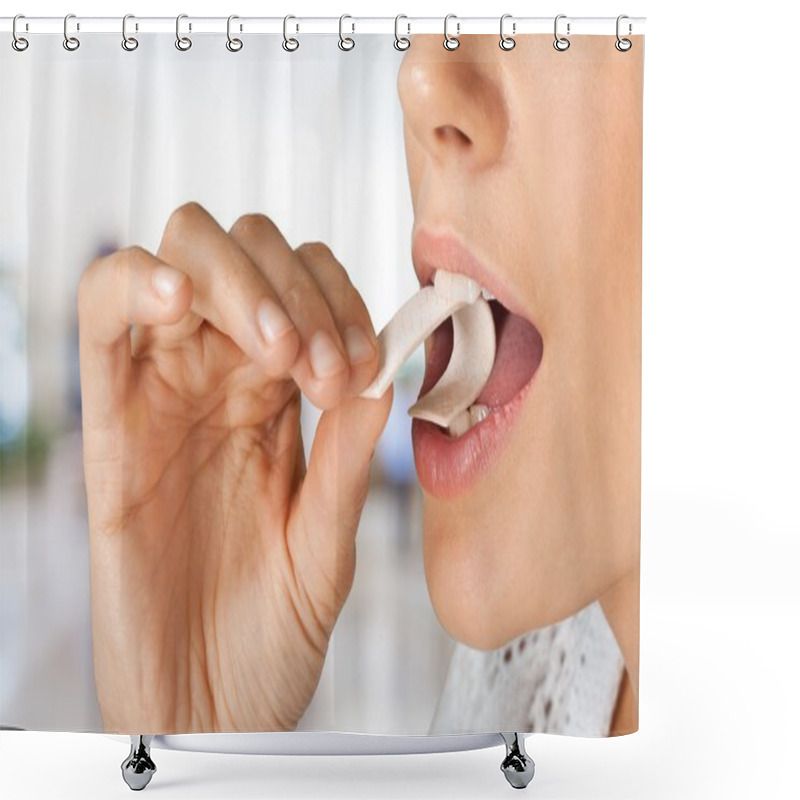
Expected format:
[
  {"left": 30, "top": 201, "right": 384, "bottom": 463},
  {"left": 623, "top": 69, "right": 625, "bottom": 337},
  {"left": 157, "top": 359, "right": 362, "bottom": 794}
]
[{"left": 291, "top": 388, "right": 393, "bottom": 608}]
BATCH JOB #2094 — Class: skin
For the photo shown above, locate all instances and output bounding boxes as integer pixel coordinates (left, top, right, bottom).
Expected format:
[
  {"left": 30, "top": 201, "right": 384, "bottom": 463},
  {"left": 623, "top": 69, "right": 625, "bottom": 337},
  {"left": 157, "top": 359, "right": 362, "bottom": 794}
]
[
  {"left": 397, "top": 35, "right": 642, "bottom": 733},
  {"left": 81, "top": 34, "right": 641, "bottom": 735},
  {"left": 79, "top": 205, "right": 392, "bottom": 733}
]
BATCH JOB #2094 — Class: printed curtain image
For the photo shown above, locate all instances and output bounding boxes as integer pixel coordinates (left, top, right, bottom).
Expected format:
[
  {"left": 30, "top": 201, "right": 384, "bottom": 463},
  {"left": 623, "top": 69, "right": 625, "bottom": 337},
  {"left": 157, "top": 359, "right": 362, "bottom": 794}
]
[{"left": 0, "top": 31, "right": 643, "bottom": 737}]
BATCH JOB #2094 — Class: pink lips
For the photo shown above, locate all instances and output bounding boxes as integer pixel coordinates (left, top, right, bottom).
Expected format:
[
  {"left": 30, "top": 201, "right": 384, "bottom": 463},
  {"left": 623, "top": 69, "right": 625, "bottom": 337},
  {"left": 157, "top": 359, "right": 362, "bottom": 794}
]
[{"left": 410, "top": 227, "right": 543, "bottom": 498}]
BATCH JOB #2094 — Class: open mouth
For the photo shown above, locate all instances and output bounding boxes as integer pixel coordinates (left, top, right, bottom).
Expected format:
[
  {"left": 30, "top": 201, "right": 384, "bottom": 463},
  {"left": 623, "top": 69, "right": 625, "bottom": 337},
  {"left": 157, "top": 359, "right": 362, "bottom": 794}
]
[
  {"left": 418, "top": 297, "right": 544, "bottom": 436},
  {"left": 407, "top": 227, "right": 545, "bottom": 496}
]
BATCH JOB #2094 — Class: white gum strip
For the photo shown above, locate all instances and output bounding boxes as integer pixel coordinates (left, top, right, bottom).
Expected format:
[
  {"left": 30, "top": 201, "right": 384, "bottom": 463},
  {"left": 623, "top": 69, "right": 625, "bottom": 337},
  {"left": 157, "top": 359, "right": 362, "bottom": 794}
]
[
  {"left": 446, "top": 409, "right": 473, "bottom": 438},
  {"left": 407, "top": 296, "right": 495, "bottom": 428},
  {"left": 358, "top": 273, "right": 480, "bottom": 400},
  {"left": 432, "top": 269, "right": 481, "bottom": 304}
]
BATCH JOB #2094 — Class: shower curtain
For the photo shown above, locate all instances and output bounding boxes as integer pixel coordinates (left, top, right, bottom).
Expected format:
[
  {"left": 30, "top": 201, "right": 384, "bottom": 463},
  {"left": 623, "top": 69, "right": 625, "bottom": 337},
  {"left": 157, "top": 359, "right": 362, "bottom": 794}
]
[{"left": 0, "top": 17, "right": 644, "bottom": 741}]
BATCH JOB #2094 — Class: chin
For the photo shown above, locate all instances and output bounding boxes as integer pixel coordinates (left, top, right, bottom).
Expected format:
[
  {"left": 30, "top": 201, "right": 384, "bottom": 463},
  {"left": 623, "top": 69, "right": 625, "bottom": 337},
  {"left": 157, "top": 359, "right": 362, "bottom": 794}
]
[
  {"left": 420, "top": 484, "right": 612, "bottom": 651},
  {"left": 421, "top": 502, "right": 545, "bottom": 651}
]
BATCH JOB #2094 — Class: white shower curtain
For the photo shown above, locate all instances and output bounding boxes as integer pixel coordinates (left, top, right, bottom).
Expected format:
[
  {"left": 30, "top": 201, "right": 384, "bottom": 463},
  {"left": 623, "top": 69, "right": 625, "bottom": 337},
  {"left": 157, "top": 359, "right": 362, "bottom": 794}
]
[{"left": 1, "top": 25, "right": 641, "bottom": 739}]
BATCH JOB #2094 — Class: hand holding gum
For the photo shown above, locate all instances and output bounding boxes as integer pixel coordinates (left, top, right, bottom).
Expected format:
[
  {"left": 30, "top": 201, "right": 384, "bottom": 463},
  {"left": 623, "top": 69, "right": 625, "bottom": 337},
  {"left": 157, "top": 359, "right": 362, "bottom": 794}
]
[{"left": 359, "top": 271, "right": 496, "bottom": 436}]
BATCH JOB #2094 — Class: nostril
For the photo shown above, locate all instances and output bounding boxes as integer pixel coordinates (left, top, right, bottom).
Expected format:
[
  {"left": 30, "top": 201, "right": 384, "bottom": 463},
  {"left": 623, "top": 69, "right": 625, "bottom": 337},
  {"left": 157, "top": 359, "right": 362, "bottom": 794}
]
[{"left": 435, "top": 125, "right": 471, "bottom": 147}]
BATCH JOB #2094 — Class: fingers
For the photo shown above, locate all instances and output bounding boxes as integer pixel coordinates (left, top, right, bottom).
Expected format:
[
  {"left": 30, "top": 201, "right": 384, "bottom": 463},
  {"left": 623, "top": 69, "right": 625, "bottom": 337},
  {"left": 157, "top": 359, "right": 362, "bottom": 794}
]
[
  {"left": 292, "top": 387, "right": 394, "bottom": 609},
  {"left": 294, "top": 242, "right": 380, "bottom": 396},
  {"left": 230, "top": 215, "right": 375, "bottom": 410},
  {"left": 92, "top": 203, "right": 381, "bottom": 416},
  {"left": 77, "top": 246, "right": 193, "bottom": 424},
  {"left": 155, "top": 202, "right": 301, "bottom": 378}
]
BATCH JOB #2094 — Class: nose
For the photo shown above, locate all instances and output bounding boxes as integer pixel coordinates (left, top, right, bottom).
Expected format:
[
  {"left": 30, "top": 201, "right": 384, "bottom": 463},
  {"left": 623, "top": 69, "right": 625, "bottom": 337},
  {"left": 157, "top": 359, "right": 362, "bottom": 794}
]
[{"left": 397, "top": 36, "right": 509, "bottom": 172}]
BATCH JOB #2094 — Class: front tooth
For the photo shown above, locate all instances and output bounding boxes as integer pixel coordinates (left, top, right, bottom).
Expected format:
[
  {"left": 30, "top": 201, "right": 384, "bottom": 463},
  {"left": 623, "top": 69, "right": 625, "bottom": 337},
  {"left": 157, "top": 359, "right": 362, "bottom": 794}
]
[
  {"left": 469, "top": 404, "right": 490, "bottom": 425},
  {"left": 447, "top": 404, "right": 491, "bottom": 438},
  {"left": 481, "top": 288, "right": 495, "bottom": 301}
]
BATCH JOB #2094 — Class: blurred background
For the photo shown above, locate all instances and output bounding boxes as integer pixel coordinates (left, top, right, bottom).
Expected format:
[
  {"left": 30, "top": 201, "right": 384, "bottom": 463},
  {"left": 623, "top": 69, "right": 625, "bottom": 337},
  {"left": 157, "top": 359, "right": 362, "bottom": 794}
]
[{"left": 0, "top": 33, "right": 454, "bottom": 733}]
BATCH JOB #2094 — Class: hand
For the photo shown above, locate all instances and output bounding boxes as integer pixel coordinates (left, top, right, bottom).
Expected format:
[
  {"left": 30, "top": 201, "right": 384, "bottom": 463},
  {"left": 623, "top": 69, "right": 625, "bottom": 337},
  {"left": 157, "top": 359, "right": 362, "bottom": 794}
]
[{"left": 78, "top": 202, "right": 392, "bottom": 733}]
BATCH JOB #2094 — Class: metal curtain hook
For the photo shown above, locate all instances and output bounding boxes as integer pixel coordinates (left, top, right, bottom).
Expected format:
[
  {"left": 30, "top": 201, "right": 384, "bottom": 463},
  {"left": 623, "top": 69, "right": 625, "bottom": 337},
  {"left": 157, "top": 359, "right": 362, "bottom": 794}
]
[
  {"left": 394, "top": 14, "right": 410, "bottom": 51},
  {"left": 553, "top": 14, "right": 570, "bottom": 51},
  {"left": 226, "top": 15, "right": 243, "bottom": 51},
  {"left": 499, "top": 13, "right": 515, "bottom": 50},
  {"left": 615, "top": 14, "right": 632, "bottom": 51},
  {"left": 338, "top": 14, "right": 355, "bottom": 51},
  {"left": 176, "top": 13, "right": 192, "bottom": 51},
  {"left": 443, "top": 13, "right": 460, "bottom": 50},
  {"left": 63, "top": 13, "right": 80, "bottom": 51},
  {"left": 12, "top": 14, "right": 29, "bottom": 51},
  {"left": 121, "top": 14, "right": 138, "bottom": 51},
  {"left": 283, "top": 15, "right": 299, "bottom": 52}
]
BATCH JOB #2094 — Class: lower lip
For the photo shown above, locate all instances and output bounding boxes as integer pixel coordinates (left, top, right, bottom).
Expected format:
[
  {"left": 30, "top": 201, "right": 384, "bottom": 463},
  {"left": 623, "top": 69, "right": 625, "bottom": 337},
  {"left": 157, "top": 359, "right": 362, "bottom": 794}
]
[{"left": 411, "top": 380, "right": 534, "bottom": 499}]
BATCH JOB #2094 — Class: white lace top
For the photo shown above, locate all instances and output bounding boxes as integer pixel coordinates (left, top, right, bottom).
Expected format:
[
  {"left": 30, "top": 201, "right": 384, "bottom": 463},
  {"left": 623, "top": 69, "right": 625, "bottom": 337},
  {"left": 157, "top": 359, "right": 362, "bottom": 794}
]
[{"left": 428, "top": 602, "right": 624, "bottom": 736}]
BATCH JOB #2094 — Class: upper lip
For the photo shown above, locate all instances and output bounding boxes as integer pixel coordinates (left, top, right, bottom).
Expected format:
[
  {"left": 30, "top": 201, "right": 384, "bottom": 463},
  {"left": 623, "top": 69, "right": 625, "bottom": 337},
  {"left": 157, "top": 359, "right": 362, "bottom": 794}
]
[{"left": 411, "top": 226, "right": 529, "bottom": 320}]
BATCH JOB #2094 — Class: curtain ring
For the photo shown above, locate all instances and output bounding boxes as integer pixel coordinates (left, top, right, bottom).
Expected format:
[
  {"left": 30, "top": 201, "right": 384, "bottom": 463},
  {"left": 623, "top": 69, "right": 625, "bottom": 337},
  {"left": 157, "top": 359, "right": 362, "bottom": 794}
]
[
  {"left": 553, "top": 14, "right": 570, "bottom": 51},
  {"left": 394, "top": 14, "right": 410, "bottom": 51},
  {"left": 226, "top": 15, "right": 243, "bottom": 52},
  {"left": 615, "top": 14, "right": 632, "bottom": 51},
  {"left": 175, "top": 14, "right": 192, "bottom": 51},
  {"left": 499, "top": 13, "right": 515, "bottom": 50},
  {"left": 283, "top": 15, "right": 299, "bottom": 52},
  {"left": 121, "top": 14, "right": 138, "bottom": 51},
  {"left": 63, "top": 13, "right": 80, "bottom": 51},
  {"left": 12, "top": 14, "right": 29, "bottom": 51},
  {"left": 338, "top": 14, "right": 355, "bottom": 51},
  {"left": 443, "top": 14, "right": 460, "bottom": 50}
]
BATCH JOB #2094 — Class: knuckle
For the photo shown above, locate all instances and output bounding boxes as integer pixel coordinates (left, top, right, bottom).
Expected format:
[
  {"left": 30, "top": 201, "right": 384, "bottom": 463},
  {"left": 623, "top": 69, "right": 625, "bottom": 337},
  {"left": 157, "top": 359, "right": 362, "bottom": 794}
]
[
  {"left": 230, "top": 212, "right": 278, "bottom": 243},
  {"left": 296, "top": 240, "right": 332, "bottom": 261},
  {"left": 327, "top": 280, "right": 351, "bottom": 313},
  {"left": 115, "top": 246, "right": 143, "bottom": 285},
  {"left": 298, "top": 243, "right": 359, "bottom": 311},
  {"left": 121, "top": 244, "right": 148, "bottom": 266},
  {"left": 77, "top": 248, "right": 121, "bottom": 309},
  {"left": 108, "top": 245, "right": 138, "bottom": 291},
  {"left": 164, "top": 201, "right": 208, "bottom": 241},
  {"left": 77, "top": 246, "right": 149, "bottom": 316},
  {"left": 280, "top": 274, "right": 313, "bottom": 311}
]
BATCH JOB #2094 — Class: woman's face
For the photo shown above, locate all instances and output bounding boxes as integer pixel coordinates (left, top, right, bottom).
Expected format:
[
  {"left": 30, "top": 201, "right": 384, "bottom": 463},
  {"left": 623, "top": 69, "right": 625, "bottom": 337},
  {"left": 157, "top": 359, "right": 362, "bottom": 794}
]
[{"left": 397, "top": 35, "right": 643, "bottom": 649}]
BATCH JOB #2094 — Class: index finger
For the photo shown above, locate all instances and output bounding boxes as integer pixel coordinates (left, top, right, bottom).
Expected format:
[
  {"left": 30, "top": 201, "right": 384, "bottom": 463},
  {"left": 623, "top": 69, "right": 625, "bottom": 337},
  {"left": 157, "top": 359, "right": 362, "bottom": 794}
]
[{"left": 154, "top": 202, "right": 301, "bottom": 377}]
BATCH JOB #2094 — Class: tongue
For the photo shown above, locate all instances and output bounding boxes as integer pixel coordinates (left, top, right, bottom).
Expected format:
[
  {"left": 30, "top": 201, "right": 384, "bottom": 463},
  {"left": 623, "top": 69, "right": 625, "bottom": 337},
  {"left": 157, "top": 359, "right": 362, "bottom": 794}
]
[
  {"left": 418, "top": 302, "right": 543, "bottom": 409},
  {"left": 477, "top": 303, "right": 543, "bottom": 407}
]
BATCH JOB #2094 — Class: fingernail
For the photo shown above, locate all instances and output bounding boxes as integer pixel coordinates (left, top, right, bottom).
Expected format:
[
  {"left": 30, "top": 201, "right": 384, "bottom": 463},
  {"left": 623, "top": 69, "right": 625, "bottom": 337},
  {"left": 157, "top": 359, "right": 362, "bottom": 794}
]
[
  {"left": 152, "top": 266, "right": 184, "bottom": 299},
  {"left": 309, "top": 331, "right": 347, "bottom": 379},
  {"left": 257, "top": 299, "right": 294, "bottom": 344},
  {"left": 343, "top": 325, "right": 376, "bottom": 365}
]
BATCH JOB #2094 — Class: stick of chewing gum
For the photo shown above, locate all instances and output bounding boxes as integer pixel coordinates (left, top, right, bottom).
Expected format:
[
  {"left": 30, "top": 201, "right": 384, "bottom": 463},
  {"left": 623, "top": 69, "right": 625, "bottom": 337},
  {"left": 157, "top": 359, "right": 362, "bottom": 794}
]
[{"left": 359, "top": 270, "right": 496, "bottom": 435}]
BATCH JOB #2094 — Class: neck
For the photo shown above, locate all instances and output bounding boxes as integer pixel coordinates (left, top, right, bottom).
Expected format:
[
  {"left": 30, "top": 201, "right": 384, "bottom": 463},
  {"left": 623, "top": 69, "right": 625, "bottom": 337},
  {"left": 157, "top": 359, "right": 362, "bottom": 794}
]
[{"left": 598, "top": 566, "right": 640, "bottom": 698}]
